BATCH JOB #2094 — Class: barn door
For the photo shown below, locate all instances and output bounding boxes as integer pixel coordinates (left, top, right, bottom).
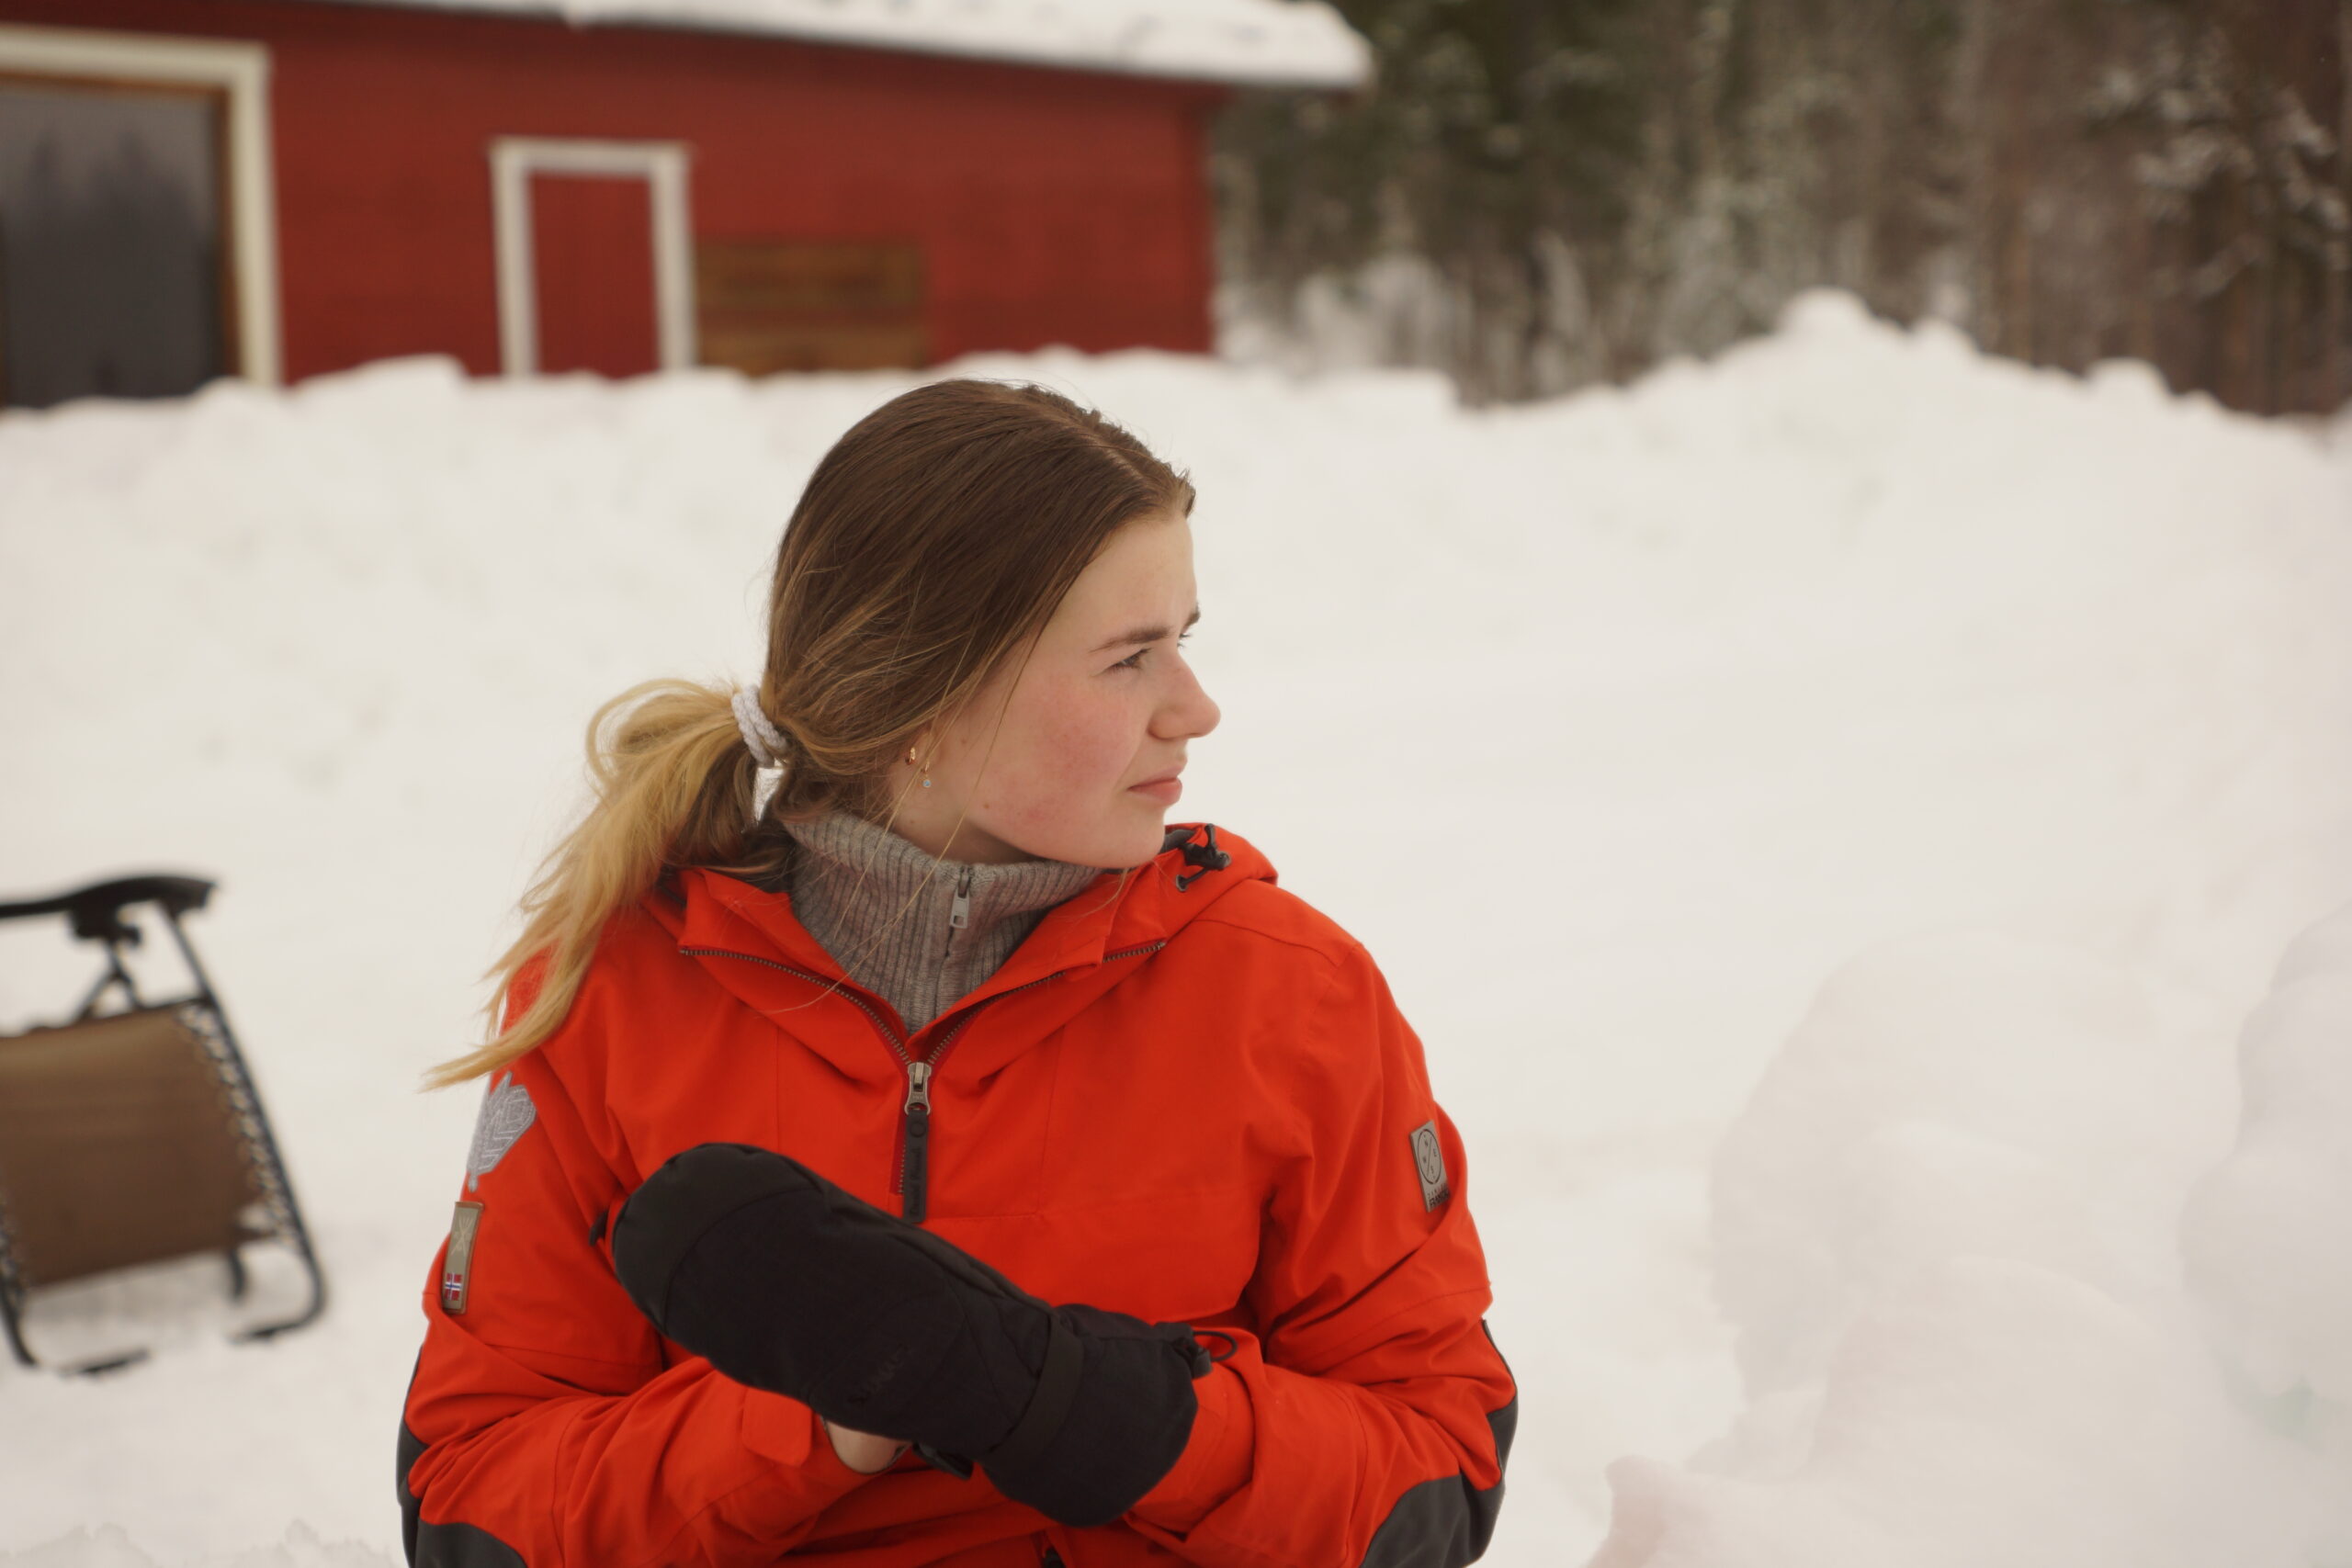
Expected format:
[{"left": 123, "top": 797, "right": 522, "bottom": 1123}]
[
  {"left": 491, "top": 139, "right": 693, "bottom": 378},
  {"left": 0, "top": 78, "right": 230, "bottom": 408},
  {"left": 530, "top": 172, "right": 658, "bottom": 378}
]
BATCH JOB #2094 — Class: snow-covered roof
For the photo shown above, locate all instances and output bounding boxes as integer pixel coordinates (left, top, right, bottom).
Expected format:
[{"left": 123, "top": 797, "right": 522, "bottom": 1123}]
[{"left": 298, "top": 0, "right": 1372, "bottom": 89}]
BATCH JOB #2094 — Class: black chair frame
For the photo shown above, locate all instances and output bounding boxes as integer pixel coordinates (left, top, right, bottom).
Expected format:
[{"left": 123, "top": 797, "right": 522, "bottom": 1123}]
[{"left": 0, "top": 874, "right": 328, "bottom": 1373}]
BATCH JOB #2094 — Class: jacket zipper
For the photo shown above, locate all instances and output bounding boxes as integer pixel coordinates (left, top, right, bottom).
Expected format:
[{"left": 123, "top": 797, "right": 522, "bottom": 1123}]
[
  {"left": 948, "top": 866, "right": 973, "bottom": 937},
  {"left": 682, "top": 940, "right": 1169, "bottom": 1222},
  {"left": 899, "top": 941, "right": 1167, "bottom": 1216},
  {"left": 897, "top": 1010, "right": 981, "bottom": 1222}
]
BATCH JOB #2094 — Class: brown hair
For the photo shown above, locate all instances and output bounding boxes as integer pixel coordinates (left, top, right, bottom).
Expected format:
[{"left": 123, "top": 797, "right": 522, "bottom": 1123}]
[{"left": 426, "top": 379, "right": 1194, "bottom": 1087}]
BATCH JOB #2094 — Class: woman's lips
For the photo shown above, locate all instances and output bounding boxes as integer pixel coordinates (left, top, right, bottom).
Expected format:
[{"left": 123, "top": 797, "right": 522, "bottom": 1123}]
[{"left": 1128, "top": 773, "right": 1183, "bottom": 805}]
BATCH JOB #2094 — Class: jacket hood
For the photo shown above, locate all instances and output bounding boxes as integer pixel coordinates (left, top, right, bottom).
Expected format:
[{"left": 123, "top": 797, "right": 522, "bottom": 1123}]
[{"left": 640, "top": 823, "right": 1275, "bottom": 1086}]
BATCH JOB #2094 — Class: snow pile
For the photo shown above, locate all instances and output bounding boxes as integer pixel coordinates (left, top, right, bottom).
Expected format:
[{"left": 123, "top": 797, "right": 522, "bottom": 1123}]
[
  {"left": 2, "top": 292, "right": 2350, "bottom": 1563},
  {"left": 1588, "top": 927, "right": 2341, "bottom": 1567},
  {"left": 290, "top": 0, "right": 1372, "bottom": 88},
  {"left": 2184, "top": 904, "right": 2352, "bottom": 1551}
]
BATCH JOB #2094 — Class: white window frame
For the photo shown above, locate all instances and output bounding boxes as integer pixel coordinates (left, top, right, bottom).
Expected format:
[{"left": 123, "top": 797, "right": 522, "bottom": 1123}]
[
  {"left": 0, "top": 22, "right": 282, "bottom": 387},
  {"left": 491, "top": 138, "right": 694, "bottom": 377}
]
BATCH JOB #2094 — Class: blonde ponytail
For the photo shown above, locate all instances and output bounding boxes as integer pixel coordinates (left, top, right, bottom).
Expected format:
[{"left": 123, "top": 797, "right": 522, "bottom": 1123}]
[{"left": 424, "top": 680, "right": 777, "bottom": 1088}]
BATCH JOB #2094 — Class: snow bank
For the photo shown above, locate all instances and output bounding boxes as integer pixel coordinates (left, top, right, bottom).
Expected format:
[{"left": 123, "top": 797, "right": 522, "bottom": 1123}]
[
  {"left": 2183, "top": 903, "right": 2352, "bottom": 1551},
  {"left": 288, "top": 0, "right": 1373, "bottom": 89},
  {"left": 1580, "top": 931, "right": 2333, "bottom": 1568},
  {"left": 1588, "top": 913, "right": 2352, "bottom": 1568},
  {"left": 1710, "top": 935, "right": 2222, "bottom": 1402},
  {"left": 3, "top": 291, "right": 2349, "bottom": 1563}
]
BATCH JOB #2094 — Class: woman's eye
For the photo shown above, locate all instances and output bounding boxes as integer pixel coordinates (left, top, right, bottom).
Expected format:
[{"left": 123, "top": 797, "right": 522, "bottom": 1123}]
[{"left": 1113, "top": 631, "right": 1189, "bottom": 672}]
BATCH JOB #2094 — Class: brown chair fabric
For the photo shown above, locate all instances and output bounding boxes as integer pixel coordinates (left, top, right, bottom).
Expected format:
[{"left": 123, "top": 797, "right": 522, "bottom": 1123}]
[{"left": 0, "top": 1007, "right": 264, "bottom": 1286}]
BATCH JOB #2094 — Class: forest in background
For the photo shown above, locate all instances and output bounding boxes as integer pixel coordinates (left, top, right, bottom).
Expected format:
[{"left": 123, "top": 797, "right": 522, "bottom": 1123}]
[{"left": 1216, "top": 0, "right": 2352, "bottom": 412}]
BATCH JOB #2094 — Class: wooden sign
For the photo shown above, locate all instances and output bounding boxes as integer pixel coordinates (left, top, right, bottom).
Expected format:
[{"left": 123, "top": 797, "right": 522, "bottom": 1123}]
[{"left": 695, "top": 239, "right": 926, "bottom": 375}]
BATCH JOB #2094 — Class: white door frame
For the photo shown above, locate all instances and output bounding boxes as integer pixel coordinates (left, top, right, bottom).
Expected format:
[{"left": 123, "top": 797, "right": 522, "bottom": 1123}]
[
  {"left": 490, "top": 138, "right": 694, "bottom": 377},
  {"left": 0, "top": 21, "right": 282, "bottom": 387}
]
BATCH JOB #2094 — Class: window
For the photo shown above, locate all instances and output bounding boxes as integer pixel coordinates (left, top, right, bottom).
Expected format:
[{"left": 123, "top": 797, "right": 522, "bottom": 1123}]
[{"left": 0, "top": 23, "right": 277, "bottom": 409}]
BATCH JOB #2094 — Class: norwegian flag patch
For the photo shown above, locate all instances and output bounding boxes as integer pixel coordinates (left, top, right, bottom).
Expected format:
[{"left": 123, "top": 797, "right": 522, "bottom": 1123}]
[{"left": 441, "top": 1201, "right": 484, "bottom": 1314}]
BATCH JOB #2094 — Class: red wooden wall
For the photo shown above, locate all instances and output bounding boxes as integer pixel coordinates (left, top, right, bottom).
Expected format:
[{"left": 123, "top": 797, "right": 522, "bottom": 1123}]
[{"left": 0, "top": 0, "right": 1222, "bottom": 381}]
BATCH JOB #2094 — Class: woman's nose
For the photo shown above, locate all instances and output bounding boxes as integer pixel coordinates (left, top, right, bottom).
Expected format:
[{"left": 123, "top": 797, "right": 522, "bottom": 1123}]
[{"left": 1156, "top": 658, "right": 1220, "bottom": 741}]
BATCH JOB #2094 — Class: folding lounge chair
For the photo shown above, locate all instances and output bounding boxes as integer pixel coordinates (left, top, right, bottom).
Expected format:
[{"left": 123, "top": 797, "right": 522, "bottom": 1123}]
[{"left": 0, "top": 874, "right": 327, "bottom": 1374}]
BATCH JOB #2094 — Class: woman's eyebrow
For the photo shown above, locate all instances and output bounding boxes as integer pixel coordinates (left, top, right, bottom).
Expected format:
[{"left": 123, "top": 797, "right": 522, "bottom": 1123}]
[{"left": 1091, "top": 605, "right": 1202, "bottom": 653}]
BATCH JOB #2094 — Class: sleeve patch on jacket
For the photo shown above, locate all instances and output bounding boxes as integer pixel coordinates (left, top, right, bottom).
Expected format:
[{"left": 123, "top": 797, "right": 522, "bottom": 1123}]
[
  {"left": 1409, "top": 1121, "right": 1451, "bottom": 1212},
  {"left": 465, "top": 1071, "right": 537, "bottom": 1192},
  {"left": 441, "top": 1201, "right": 484, "bottom": 1314}
]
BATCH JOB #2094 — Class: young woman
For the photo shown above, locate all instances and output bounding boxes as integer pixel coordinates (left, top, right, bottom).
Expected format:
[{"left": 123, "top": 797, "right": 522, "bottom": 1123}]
[{"left": 398, "top": 379, "right": 1517, "bottom": 1568}]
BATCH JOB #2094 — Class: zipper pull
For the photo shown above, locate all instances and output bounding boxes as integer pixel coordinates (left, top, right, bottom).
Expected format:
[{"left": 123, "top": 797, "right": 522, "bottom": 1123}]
[
  {"left": 949, "top": 867, "right": 972, "bottom": 931},
  {"left": 901, "top": 1060, "right": 932, "bottom": 1222}
]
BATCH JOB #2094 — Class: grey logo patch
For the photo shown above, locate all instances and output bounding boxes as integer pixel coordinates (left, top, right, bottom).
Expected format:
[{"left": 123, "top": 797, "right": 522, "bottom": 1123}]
[
  {"left": 1410, "top": 1119, "right": 1451, "bottom": 1211},
  {"left": 466, "top": 1071, "right": 537, "bottom": 1193}
]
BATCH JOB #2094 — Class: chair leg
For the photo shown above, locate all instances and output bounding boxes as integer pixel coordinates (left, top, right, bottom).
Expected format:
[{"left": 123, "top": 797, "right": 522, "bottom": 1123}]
[
  {"left": 68, "top": 1348, "right": 153, "bottom": 1377},
  {"left": 160, "top": 937, "right": 332, "bottom": 1350},
  {"left": 225, "top": 1248, "right": 249, "bottom": 1303},
  {"left": 0, "top": 1287, "right": 150, "bottom": 1376},
  {"left": 1, "top": 1291, "right": 36, "bottom": 1370},
  {"left": 232, "top": 1235, "right": 327, "bottom": 1344}
]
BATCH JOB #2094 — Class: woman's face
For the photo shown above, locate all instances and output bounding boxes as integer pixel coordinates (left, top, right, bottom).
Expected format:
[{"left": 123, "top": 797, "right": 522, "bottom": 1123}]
[{"left": 892, "top": 510, "right": 1220, "bottom": 869}]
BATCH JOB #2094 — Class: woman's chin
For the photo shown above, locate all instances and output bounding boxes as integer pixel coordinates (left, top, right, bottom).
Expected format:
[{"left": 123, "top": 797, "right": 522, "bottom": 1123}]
[{"left": 1048, "top": 812, "right": 1177, "bottom": 873}]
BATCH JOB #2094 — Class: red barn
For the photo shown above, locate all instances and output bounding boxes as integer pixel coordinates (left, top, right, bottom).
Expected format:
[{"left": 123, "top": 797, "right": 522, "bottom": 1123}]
[{"left": 0, "top": 0, "right": 1364, "bottom": 408}]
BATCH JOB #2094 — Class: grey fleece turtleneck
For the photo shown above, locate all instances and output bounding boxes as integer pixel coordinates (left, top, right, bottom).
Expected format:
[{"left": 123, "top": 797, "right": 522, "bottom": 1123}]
[{"left": 778, "top": 811, "right": 1103, "bottom": 1032}]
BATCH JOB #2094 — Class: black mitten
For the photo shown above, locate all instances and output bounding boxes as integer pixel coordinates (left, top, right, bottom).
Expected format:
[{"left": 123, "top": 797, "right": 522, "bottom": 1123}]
[{"left": 610, "top": 1142, "right": 1214, "bottom": 1528}]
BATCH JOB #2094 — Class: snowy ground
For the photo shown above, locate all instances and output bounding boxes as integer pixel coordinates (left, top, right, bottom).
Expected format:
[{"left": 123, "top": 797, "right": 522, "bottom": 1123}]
[{"left": 1, "top": 292, "right": 2347, "bottom": 1566}]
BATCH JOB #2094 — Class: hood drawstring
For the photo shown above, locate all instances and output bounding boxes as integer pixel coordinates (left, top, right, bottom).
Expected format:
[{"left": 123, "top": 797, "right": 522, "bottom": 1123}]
[{"left": 1164, "top": 824, "right": 1232, "bottom": 892}]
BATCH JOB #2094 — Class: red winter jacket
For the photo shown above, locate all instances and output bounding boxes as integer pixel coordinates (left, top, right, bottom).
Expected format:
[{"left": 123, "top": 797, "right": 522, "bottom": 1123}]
[{"left": 400, "top": 825, "right": 1517, "bottom": 1567}]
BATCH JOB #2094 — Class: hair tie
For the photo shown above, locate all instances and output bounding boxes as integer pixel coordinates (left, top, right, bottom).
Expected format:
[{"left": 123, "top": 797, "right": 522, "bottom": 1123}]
[{"left": 730, "top": 687, "right": 789, "bottom": 824}]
